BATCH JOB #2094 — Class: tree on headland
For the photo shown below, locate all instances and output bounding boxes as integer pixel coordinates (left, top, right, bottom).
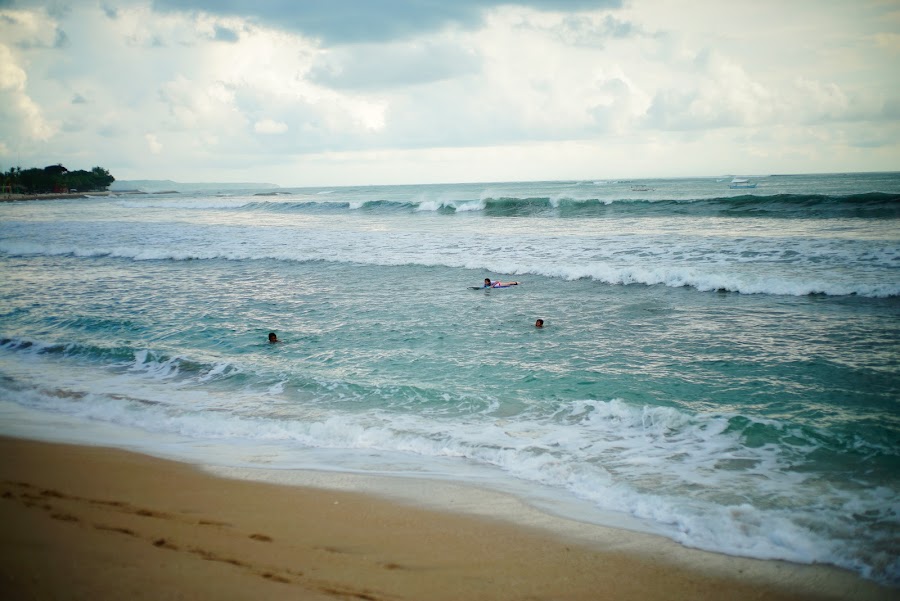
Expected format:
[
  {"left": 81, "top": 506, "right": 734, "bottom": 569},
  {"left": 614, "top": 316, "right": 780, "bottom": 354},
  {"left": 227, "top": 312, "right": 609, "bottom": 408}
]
[{"left": 2, "top": 164, "right": 115, "bottom": 195}]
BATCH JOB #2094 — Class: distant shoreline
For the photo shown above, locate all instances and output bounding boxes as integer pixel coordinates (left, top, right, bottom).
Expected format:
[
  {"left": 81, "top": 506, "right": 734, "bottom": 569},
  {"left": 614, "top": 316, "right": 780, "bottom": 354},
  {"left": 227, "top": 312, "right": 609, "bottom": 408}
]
[{"left": 0, "top": 191, "right": 113, "bottom": 203}]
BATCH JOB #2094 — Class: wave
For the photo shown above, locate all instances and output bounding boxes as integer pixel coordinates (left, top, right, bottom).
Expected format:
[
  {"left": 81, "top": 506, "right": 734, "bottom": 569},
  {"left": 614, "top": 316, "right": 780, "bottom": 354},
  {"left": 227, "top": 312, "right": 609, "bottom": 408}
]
[
  {"left": 528, "top": 262, "right": 900, "bottom": 297},
  {"left": 1, "top": 238, "right": 896, "bottom": 298},
  {"left": 680, "top": 192, "right": 900, "bottom": 218},
  {"left": 0, "top": 337, "right": 243, "bottom": 385},
  {"left": 414, "top": 192, "right": 900, "bottom": 218},
  {"left": 112, "top": 192, "right": 900, "bottom": 218}
]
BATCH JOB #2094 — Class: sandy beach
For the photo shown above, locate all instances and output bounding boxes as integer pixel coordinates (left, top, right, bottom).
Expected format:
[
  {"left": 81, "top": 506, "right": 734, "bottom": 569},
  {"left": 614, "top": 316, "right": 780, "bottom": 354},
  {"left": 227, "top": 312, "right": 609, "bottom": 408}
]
[{"left": 0, "top": 436, "right": 892, "bottom": 601}]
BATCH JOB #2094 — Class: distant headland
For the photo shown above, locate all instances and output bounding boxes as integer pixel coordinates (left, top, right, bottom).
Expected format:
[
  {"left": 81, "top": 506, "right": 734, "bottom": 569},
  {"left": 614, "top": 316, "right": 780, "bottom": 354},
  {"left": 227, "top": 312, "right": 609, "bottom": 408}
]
[{"left": 2, "top": 165, "right": 280, "bottom": 201}]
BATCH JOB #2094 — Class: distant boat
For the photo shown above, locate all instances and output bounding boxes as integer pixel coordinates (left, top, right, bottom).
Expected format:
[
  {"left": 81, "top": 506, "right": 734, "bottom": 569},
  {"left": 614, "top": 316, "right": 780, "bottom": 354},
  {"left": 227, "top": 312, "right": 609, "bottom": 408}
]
[
  {"left": 631, "top": 186, "right": 653, "bottom": 192},
  {"left": 728, "top": 177, "right": 757, "bottom": 189}
]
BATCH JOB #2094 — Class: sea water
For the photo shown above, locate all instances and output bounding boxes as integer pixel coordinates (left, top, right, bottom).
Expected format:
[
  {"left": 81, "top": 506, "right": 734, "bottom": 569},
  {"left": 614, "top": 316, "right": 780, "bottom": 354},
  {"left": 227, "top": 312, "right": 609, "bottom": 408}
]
[{"left": 1, "top": 172, "right": 898, "bottom": 584}]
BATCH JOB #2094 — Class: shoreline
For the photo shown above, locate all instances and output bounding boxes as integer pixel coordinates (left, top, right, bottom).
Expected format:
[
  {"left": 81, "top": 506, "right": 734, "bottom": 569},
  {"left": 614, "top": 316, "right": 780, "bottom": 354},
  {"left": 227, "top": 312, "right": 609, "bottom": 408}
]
[
  {"left": 0, "top": 191, "right": 113, "bottom": 202},
  {"left": 0, "top": 436, "right": 892, "bottom": 600}
]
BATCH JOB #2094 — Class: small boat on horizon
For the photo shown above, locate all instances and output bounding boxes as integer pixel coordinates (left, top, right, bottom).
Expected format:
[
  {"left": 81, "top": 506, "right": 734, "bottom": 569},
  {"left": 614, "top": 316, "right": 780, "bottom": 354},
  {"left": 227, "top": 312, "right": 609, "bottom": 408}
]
[{"left": 728, "top": 177, "right": 757, "bottom": 189}]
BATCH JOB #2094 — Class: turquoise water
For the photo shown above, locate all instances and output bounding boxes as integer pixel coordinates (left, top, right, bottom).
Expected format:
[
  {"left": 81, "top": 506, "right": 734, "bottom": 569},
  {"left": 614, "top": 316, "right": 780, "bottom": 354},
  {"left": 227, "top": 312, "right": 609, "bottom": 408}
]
[{"left": 1, "top": 173, "right": 899, "bottom": 584}]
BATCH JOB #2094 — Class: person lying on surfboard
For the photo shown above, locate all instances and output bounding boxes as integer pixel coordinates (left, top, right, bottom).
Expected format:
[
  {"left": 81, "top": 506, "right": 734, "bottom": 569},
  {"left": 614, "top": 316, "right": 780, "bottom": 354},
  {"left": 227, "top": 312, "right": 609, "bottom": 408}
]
[{"left": 484, "top": 278, "right": 519, "bottom": 288}]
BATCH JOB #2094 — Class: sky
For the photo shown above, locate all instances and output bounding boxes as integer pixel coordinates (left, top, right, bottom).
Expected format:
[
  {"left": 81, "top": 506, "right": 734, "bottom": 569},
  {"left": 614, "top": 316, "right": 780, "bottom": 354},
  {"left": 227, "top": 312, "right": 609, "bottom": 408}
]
[{"left": 1, "top": 0, "right": 899, "bottom": 186}]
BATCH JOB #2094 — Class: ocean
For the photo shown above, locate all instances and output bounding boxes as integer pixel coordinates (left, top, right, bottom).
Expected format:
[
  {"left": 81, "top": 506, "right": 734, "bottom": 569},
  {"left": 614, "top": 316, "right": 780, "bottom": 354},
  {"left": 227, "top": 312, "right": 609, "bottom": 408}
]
[{"left": 1, "top": 172, "right": 898, "bottom": 585}]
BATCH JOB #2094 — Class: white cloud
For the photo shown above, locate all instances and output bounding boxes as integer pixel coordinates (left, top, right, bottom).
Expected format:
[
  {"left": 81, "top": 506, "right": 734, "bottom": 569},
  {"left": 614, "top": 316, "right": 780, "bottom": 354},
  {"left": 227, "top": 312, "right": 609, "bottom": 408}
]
[
  {"left": 309, "top": 40, "right": 481, "bottom": 90},
  {"left": 0, "top": 45, "right": 27, "bottom": 90},
  {"left": 873, "top": 32, "right": 900, "bottom": 53},
  {"left": 145, "top": 133, "right": 162, "bottom": 154},
  {"left": 254, "top": 119, "right": 288, "bottom": 134},
  {"left": 644, "top": 51, "right": 775, "bottom": 130},
  {"left": 0, "top": 44, "right": 56, "bottom": 142}
]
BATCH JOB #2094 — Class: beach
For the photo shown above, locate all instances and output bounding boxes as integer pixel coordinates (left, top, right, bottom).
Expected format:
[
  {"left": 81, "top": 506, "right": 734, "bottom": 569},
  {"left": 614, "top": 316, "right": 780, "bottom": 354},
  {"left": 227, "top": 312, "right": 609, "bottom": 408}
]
[
  {"left": 1, "top": 436, "right": 893, "bottom": 601},
  {"left": 1, "top": 174, "right": 898, "bottom": 593}
]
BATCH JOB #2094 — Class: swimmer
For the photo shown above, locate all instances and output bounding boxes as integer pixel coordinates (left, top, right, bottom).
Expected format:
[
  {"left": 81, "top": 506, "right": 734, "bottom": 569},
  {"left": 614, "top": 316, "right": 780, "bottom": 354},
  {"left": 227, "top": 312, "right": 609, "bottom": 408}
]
[
  {"left": 535, "top": 319, "right": 544, "bottom": 328},
  {"left": 483, "top": 278, "right": 519, "bottom": 288},
  {"left": 268, "top": 332, "right": 279, "bottom": 343}
]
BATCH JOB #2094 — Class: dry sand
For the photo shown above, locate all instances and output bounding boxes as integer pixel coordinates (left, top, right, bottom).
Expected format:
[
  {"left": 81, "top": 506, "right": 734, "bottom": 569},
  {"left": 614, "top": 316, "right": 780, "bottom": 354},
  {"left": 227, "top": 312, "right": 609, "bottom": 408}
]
[{"left": 0, "top": 436, "right": 893, "bottom": 600}]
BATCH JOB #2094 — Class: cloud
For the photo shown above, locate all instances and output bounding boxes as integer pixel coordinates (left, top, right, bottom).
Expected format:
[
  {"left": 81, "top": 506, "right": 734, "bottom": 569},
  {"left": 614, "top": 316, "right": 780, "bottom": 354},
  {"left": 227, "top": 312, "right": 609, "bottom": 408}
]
[
  {"left": 643, "top": 50, "right": 773, "bottom": 131},
  {"left": 0, "top": 44, "right": 26, "bottom": 90},
  {"left": 213, "top": 24, "right": 239, "bottom": 43},
  {"left": 151, "top": 0, "right": 622, "bottom": 44},
  {"left": 53, "top": 28, "right": 68, "bottom": 48},
  {"left": 309, "top": 39, "right": 481, "bottom": 90},
  {"left": 873, "top": 32, "right": 900, "bottom": 53},
  {"left": 0, "top": 43, "right": 55, "bottom": 142},
  {"left": 145, "top": 133, "right": 163, "bottom": 154},
  {"left": 254, "top": 118, "right": 288, "bottom": 134},
  {"left": 5, "top": 7, "right": 66, "bottom": 50},
  {"left": 158, "top": 75, "right": 248, "bottom": 134},
  {"left": 588, "top": 76, "right": 645, "bottom": 133},
  {"left": 642, "top": 45, "right": 896, "bottom": 134}
]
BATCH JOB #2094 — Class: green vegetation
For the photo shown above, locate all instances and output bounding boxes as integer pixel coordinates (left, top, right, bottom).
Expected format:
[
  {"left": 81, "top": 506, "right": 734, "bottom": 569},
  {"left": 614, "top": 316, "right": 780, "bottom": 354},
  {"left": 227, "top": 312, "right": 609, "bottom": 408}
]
[{"left": 2, "top": 164, "right": 115, "bottom": 194}]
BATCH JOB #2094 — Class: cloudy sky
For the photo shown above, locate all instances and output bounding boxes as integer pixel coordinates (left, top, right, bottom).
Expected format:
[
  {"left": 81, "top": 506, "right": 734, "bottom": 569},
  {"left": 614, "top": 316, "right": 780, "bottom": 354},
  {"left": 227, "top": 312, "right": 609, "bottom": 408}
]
[{"left": 1, "top": 0, "right": 898, "bottom": 186}]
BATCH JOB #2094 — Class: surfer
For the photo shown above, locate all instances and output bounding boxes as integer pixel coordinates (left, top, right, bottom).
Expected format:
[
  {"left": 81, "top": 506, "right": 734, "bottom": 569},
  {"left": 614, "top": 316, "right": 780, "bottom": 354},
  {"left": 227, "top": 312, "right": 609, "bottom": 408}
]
[
  {"left": 535, "top": 319, "right": 544, "bottom": 328},
  {"left": 483, "top": 278, "right": 519, "bottom": 288},
  {"left": 268, "top": 332, "right": 279, "bottom": 343}
]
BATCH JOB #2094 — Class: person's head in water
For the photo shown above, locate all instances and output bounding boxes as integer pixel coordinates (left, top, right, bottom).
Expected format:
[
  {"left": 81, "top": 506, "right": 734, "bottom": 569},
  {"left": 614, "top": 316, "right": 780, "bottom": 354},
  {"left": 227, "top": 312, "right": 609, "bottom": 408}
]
[
  {"left": 268, "top": 332, "right": 278, "bottom": 343},
  {"left": 535, "top": 319, "right": 544, "bottom": 328}
]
